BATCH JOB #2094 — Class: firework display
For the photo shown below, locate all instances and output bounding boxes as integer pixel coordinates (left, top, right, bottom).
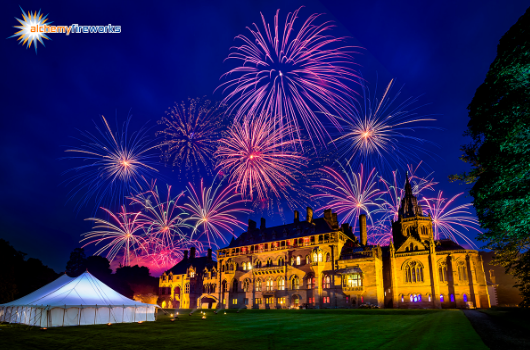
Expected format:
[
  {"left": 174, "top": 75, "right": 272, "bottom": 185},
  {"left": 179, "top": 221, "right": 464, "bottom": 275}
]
[
  {"left": 185, "top": 176, "right": 253, "bottom": 249},
  {"left": 421, "top": 191, "right": 481, "bottom": 248},
  {"left": 64, "top": 115, "right": 159, "bottom": 211},
  {"left": 216, "top": 113, "right": 306, "bottom": 200},
  {"left": 61, "top": 7, "right": 482, "bottom": 274},
  {"left": 218, "top": 7, "right": 359, "bottom": 146},
  {"left": 312, "top": 164, "right": 381, "bottom": 233},
  {"left": 157, "top": 97, "right": 226, "bottom": 176},
  {"left": 333, "top": 79, "right": 436, "bottom": 172}
]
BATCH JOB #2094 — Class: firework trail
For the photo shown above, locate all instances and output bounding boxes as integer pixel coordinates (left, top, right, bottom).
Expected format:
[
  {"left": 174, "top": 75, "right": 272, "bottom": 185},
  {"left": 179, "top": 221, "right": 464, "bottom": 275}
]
[
  {"left": 82, "top": 206, "right": 147, "bottom": 266},
  {"left": 421, "top": 191, "right": 481, "bottom": 248},
  {"left": 216, "top": 113, "right": 306, "bottom": 201},
  {"left": 129, "top": 180, "right": 194, "bottom": 252},
  {"left": 333, "top": 78, "right": 436, "bottom": 172},
  {"left": 312, "top": 163, "right": 381, "bottom": 233},
  {"left": 63, "top": 114, "right": 159, "bottom": 212},
  {"left": 218, "top": 7, "right": 360, "bottom": 146},
  {"left": 185, "top": 176, "right": 252, "bottom": 249},
  {"left": 157, "top": 97, "right": 226, "bottom": 177}
]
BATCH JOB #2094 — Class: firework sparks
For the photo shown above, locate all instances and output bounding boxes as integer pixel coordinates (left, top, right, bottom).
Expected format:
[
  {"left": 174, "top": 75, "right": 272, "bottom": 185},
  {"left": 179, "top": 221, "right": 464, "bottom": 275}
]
[
  {"left": 312, "top": 164, "right": 381, "bottom": 233},
  {"left": 421, "top": 191, "right": 481, "bottom": 248},
  {"left": 8, "top": 7, "right": 51, "bottom": 53},
  {"left": 185, "top": 176, "right": 252, "bottom": 249},
  {"left": 216, "top": 113, "right": 306, "bottom": 201},
  {"left": 63, "top": 114, "right": 159, "bottom": 212},
  {"left": 157, "top": 97, "right": 226, "bottom": 176},
  {"left": 130, "top": 180, "right": 194, "bottom": 252},
  {"left": 333, "top": 78, "right": 436, "bottom": 172},
  {"left": 82, "top": 206, "right": 147, "bottom": 266},
  {"left": 218, "top": 7, "right": 360, "bottom": 146}
]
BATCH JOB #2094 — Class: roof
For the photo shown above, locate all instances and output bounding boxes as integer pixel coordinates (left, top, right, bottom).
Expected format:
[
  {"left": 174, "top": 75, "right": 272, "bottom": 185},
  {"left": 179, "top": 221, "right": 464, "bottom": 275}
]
[
  {"left": 0, "top": 272, "right": 157, "bottom": 308},
  {"left": 165, "top": 256, "right": 216, "bottom": 275},
  {"left": 435, "top": 239, "right": 467, "bottom": 252},
  {"left": 223, "top": 214, "right": 355, "bottom": 250}
]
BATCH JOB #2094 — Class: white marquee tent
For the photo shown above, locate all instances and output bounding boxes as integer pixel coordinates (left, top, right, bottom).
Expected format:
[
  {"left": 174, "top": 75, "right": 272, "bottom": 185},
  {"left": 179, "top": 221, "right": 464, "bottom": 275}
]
[{"left": 0, "top": 271, "right": 159, "bottom": 327}]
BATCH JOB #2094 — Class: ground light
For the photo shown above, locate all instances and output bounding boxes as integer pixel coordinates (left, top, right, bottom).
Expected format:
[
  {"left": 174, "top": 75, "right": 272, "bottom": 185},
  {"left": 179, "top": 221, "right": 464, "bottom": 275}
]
[
  {"left": 107, "top": 323, "right": 112, "bottom": 326},
  {"left": 40, "top": 328, "right": 47, "bottom": 331}
]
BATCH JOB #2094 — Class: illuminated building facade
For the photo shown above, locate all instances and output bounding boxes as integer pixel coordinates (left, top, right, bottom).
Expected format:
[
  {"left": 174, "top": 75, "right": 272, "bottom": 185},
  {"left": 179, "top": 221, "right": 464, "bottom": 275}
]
[{"left": 159, "top": 177, "right": 491, "bottom": 309}]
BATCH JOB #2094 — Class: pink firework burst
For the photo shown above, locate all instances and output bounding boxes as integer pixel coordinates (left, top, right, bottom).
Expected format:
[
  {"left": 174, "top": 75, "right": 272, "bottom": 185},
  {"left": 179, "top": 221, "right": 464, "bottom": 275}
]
[
  {"left": 312, "top": 164, "right": 381, "bottom": 233},
  {"left": 82, "top": 206, "right": 147, "bottom": 266},
  {"left": 421, "top": 191, "right": 481, "bottom": 248},
  {"left": 216, "top": 113, "right": 306, "bottom": 200},
  {"left": 218, "top": 7, "right": 360, "bottom": 146},
  {"left": 185, "top": 176, "right": 253, "bottom": 249}
]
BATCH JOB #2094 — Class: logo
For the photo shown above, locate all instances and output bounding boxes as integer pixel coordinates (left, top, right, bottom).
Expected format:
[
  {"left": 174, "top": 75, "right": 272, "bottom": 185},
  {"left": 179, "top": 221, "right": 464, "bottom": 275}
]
[{"left": 8, "top": 7, "right": 121, "bottom": 54}]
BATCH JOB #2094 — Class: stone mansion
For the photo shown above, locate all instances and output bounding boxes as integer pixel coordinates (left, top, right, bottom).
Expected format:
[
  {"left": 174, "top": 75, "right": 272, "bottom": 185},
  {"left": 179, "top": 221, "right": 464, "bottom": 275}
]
[{"left": 158, "top": 177, "right": 491, "bottom": 310}]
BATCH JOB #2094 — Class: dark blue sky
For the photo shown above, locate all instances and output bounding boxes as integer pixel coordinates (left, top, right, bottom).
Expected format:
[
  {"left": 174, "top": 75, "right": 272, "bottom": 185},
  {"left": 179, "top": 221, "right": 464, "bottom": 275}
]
[{"left": 1, "top": 0, "right": 527, "bottom": 273}]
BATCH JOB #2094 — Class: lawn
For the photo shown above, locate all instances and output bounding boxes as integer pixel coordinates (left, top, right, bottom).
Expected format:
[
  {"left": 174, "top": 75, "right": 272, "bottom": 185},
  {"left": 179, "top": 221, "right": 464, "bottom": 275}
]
[{"left": 0, "top": 309, "right": 487, "bottom": 350}]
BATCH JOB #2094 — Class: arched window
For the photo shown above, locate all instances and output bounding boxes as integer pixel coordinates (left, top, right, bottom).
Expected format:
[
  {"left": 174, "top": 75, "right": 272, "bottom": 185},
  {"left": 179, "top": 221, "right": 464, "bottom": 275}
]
[
  {"left": 243, "top": 279, "right": 250, "bottom": 292},
  {"left": 185, "top": 283, "right": 190, "bottom": 294},
  {"left": 323, "top": 275, "right": 331, "bottom": 289},
  {"left": 296, "top": 256, "right": 301, "bottom": 265},
  {"left": 278, "top": 257, "right": 284, "bottom": 266},
  {"left": 174, "top": 286, "right": 181, "bottom": 297},
  {"left": 326, "top": 253, "right": 331, "bottom": 262},
  {"left": 318, "top": 252, "right": 323, "bottom": 262},
  {"left": 243, "top": 262, "right": 247, "bottom": 271},
  {"left": 450, "top": 294, "right": 455, "bottom": 302},
  {"left": 458, "top": 262, "right": 468, "bottom": 281},
  {"left": 247, "top": 262, "right": 252, "bottom": 270},
  {"left": 233, "top": 279, "right": 238, "bottom": 292},
  {"left": 439, "top": 262, "right": 448, "bottom": 282},
  {"left": 306, "top": 255, "right": 310, "bottom": 264},
  {"left": 222, "top": 280, "right": 227, "bottom": 292},
  {"left": 312, "top": 252, "right": 317, "bottom": 262},
  {"left": 418, "top": 294, "right": 422, "bottom": 302},
  {"left": 463, "top": 294, "right": 468, "bottom": 303},
  {"left": 344, "top": 273, "right": 362, "bottom": 287},
  {"left": 404, "top": 261, "right": 423, "bottom": 283},
  {"left": 266, "top": 278, "right": 273, "bottom": 291},
  {"left": 256, "top": 279, "right": 262, "bottom": 292},
  {"left": 307, "top": 276, "right": 315, "bottom": 289},
  {"left": 401, "top": 295, "right": 404, "bottom": 303},
  {"left": 440, "top": 294, "right": 444, "bottom": 303},
  {"left": 278, "top": 278, "right": 285, "bottom": 291},
  {"left": 211, "top": 284, "right": 216, "bottom": 293},
  {"left": 267, "top": 258, "right": 273, "bottom": 267},
  {"left": 292, "top": 276, "right": 300, "bottom": 290}
]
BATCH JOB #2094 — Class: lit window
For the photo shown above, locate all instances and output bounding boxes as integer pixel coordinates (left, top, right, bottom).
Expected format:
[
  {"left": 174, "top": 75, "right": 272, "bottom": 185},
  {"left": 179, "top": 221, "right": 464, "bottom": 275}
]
[
  {"left": 440, "top": 294, "right": 444, "bottom": 303},
  {"left": 266, "top": 278, "right": 273, "bottom": 291},
  {"left": 256, "top": 279, "right": 262, "bottom": 291},
  {"left": 233, "top": 299, "right": 237, "bottom": 305},
  {"left": 450, "top": 294, "right": 455, "bottom": 302},
  {"left": 185, "top": 283, "right": 190, "bottom": 294},
  {"left": 292, "top": 276, "right": 300, "bottom": 290},
  {"left": 345, "top": 273, "right": 362, "bottom": 287},
  {"left": 296, "top": 256, "right": 301, "bottom": 265},
  {"left": 248, "top": 263, "right": 252, "bottom": 270},
  {"left": 323, "top": 275, "right": 331, "bottom": 289},
  {"left": 463, "top": 294, "right": 468, "bottom": 303},
  {"left": 401, "top": 295, "right": 404, "bottom": 303},
  {"left": 243, "top": 262, "right": 247, "bottom": 271},
  {"left": 244, "top": 298, "right": 249, "bottom": 305},
  {"left": 418, "top": 294, "right": 422, "bottom": 302},
  {"left": 318, "top": 253, "right": 323, "bottom": 262},
  {"left": 278, "top": 278, "right": 285, "bottom": 291}
]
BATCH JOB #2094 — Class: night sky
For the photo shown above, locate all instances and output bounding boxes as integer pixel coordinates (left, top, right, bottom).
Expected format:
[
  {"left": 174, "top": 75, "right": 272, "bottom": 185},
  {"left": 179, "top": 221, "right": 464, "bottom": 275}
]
[{"left": 1, "top": 0, "right": 527, "bottom": 274}]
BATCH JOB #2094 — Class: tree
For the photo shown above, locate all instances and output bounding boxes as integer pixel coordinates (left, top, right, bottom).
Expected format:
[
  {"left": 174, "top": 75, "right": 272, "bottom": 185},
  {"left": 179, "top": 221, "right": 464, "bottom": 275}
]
[
  {"left": 451, "top": 7, "right": 530, "bottom": 305},
  {"left": 86, "top": 255, "right": 112, "bottom": 279},
  {"left": 0, "top": 239, "right": 25, "bottom": 303},
  {"left": 65, "top": 248, "right": 87, "bottom": 277}
]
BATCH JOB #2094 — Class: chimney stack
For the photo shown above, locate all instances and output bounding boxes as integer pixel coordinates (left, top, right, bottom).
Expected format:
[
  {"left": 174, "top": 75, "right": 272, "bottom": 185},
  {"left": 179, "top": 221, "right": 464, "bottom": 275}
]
[
  {"left": 360, "top": 214, "right": 367, "bottom": 246},
  {"left": 260, "top": 217, "right": 266, "bottom": 230},
  {"left": 294, "top": 210, "right": 299, "bottom": 223},
  {"left": 190, "top": 247, "right": 196, "bottom": 259},
  {"left": 207, "top": 248, "right": 212, "bottom": 262},
  {"left": 324, "top": 209, "right": 332, "bottom": 222},
  {"left": 248, "top": 219, "right": 257, "bottom": 231},
  {"left": 306, "top": 207, "right": 313, "bottom": 223},
  {"left": 184, "top": 250, "right": 188, "bottom": 260},
  {"left": 332, "top": 213, "right": 339, "bottom": 229}
]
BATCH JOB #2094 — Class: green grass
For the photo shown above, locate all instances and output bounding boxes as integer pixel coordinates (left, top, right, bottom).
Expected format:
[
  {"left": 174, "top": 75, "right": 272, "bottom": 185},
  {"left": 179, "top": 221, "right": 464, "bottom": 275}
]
[{"left": 0, "top": 309, "right": 487, "bottom": 350}]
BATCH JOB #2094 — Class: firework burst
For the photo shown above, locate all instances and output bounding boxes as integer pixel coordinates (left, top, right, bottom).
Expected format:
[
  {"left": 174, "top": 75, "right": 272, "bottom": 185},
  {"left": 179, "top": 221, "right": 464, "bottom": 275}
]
[
  {"left": 63, "top": 114, "right": 159, "bottom": 212},
  {"left": 216, "top": 113, "right": 306, "bottom": 201},
  {"left": 157, "top": 97, "right": 226, "bottom": 176},
  {"left": 82, "top": 206, "right": 147, "bottom": 266},
  {"left": 185, "top": 176, "right": 252, "bottom": 249},
  {"left": 333, "top": 78, "right": 436, "bottom": 172},
  {"left": 130, "top": 180, "right": 194, "bottom": 252},
  {"left": 421, "top": 191, "right": 481, "bottom": 248},
  {"left": 218, "top": 7, "right": 360, "bottom": 146},
  {"left": 312, "top": 163, "right": 381, "bottom": 233}
]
